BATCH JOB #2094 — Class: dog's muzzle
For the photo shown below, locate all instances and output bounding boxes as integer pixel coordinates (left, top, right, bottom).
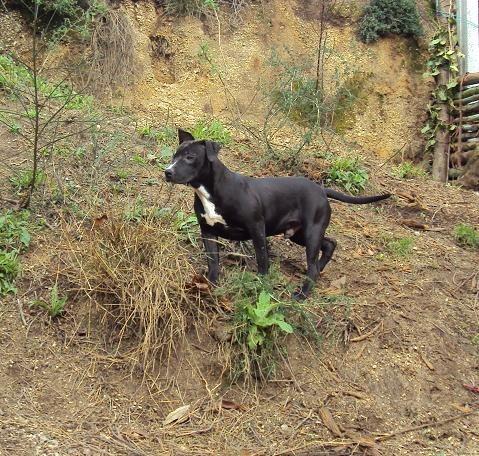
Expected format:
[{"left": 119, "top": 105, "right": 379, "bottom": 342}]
[{"left": 164, "top": 169, "right": 173, "bottom": 182}]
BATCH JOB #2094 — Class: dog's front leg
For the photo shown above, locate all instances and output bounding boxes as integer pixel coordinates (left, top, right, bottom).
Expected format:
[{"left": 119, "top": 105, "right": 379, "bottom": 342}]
[
  {"left": 200, "top": 227, "right": 220, "bottom": 284},
  {"left": 249, "top": 222, "right": 269, "bottom": 275}
]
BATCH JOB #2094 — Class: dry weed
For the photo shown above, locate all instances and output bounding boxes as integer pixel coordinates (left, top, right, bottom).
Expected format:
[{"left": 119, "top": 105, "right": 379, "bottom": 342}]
[
  {"left": 87, "top": 9, "right": 139, "bottom": 96},
  {"left": 60, "top": 212, "right": 205, "bottom": 375}
]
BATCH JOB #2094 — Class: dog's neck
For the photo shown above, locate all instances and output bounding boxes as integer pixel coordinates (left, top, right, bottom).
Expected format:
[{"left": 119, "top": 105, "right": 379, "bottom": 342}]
[{"left": 190, "top": 158, "right": 229, "bottom": 194}]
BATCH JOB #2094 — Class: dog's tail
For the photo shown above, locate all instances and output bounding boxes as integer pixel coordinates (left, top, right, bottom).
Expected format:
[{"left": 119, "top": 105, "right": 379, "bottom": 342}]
[{"left": 325, "top": 188, "right": 391, "bottom": 204}]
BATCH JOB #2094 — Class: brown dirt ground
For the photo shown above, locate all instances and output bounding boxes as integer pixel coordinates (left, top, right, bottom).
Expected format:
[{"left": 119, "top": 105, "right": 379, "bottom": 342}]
[{"left": 1, "top": 121, "right": 479, "bottom": 456}]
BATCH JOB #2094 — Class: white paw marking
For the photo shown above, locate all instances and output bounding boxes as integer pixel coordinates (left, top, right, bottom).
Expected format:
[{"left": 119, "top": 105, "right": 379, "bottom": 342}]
[{"left": 195, "top": 185, "right": 226, "bottom": 226}]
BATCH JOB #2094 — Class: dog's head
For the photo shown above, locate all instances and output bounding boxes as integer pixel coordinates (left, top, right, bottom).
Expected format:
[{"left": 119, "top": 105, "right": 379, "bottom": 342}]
[{"left": 164, "top": 129, "right": 221, "bottom": 185}]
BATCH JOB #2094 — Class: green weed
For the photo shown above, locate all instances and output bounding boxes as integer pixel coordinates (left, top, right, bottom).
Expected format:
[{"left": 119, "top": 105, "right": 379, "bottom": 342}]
[
  {"left": 123, "top": 199, "right": 146, "bottom": 222},
  {"left": 267, "top": 54, "right": 365, "bottom": 131},
  {"left": 325, "top": 156, "right": 368, "bottom": 194},
  {"left": 10, "top": 170, "right": 46, "bottom": 193},
  {"left": 0, "top": 54, "right": 94, "bottom": 111},
  {"left": 0, "top": 211, "right": 31, "bottom": 252},
  {"left": 191, "top": 119, "right": 231, "bottom": 145},
  {"left": 163, "top": 0, "right": 218, "bottom": 16},
  {"left": 30, "top": 285, "right": 67, "bottom": 318},
  {"left": 151, "top": 208, "right": 199, "bottom": 246},
  {"left": 137, "top": 125, "right": 177, "bottom": 145},
  {"left": 217, "top": 267, "right": 310, "bottom": 381},
  {"left": 0, "top": 251, "right": 20, "bottom": 297},
  {"left": 391, "top": 162, "right": 426, "bottom": 179},
  {"left": 385, "top": 236, "right": 414, "bottom": 257},
  {"left": 453, "top": 223, "right": 479, "bottom": 249},
  {"left": 115, "top": 169, "right": 129, "bottom": 181},
  {"left": 0, "top": 210, "right": 31, "bottom": 297},
  {"left": 8, "top": 122, "right": 21, "bottom": 134},
  {"left": 243, "top": 291, "right": 293, "bottom": 350}
]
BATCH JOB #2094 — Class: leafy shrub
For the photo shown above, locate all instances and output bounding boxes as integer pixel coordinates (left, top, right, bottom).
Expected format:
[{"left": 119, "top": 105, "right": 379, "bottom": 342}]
[
  {"left": 391, "top": 162, "right": 426, "bottom": 179},
  {"left": 453, "top": 223, "right": 479, "bottom": 249},
  {"left": 12, "top": 0, "right": 108, "bottom": 39},
  {"left": 325, "top": 156, "right": 368, "bottom": 194},
  {"left": 243, "top": 291, "right": 293, "bottom": 350},
  {"left": 192, "top": 119, "right": 231, "bottom": 145},
  {"left": 358, "top": 0, "right": 423, "bottom": 44},
  {"left": 268, "top": 54, "right": 365, "bottom": 130}
]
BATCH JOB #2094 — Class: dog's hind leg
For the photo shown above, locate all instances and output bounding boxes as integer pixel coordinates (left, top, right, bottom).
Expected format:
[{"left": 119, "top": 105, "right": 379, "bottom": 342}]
[{"left": 318, "top": 237, "right": 336, "bottom": 272}]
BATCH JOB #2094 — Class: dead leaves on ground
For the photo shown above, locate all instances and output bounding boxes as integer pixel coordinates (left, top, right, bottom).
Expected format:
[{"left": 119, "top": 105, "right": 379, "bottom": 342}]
[{"left": 163, "top": 404, "right": 191, "bottom": 426}]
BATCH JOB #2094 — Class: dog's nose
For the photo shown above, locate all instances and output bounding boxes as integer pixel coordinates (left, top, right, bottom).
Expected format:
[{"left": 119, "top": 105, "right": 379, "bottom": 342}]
[{"left": 165, "top": 169, "right": 173, "bottom": 181}]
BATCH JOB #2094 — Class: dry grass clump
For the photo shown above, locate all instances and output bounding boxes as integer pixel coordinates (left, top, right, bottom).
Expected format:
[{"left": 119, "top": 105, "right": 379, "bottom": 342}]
[
  {"left": 61, "top": 212, "right": 204, "bottom": 374},
  {"left": 87, "top": 9, "right": 139, "bottom": 95}
]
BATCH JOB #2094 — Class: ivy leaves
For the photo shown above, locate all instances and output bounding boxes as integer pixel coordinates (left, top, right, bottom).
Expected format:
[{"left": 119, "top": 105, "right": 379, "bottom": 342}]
[{"left": 422, "top": 27, "right": 463, "bottom": 154}]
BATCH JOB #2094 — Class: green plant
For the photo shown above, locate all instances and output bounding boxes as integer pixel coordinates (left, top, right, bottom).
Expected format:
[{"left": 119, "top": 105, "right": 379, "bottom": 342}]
[
  {"left": 0, "top": 210, "right": 31, "bottom": 297},
  {"left": 191, "top": 119, "right": 231, "bottom": 145},
  {"left": 385, "top": 237, "right": 414, "bottom": 257},
  {"left": 30, "top": 285, "right": 67, "bottom": 318},
  {"left": 215, "top": 267, "right": 294, "bottom": 381},
  {"left": 115, "top": 169, "right": 129, "bottom": 181},
  {"left": 325, "top": 156, "right": 368, "bottom": 194},
  {"left": 391, "top": 162, "right": 426, "bottom": 179},
  {"left": 243, "top": 291, "right": 293, "bottom": 350},
  {"left": 10, "top": 170, "right": 46, "bottom": 193},
  {"left": 358, "top": 0, "right": 422, "bottom": 44},
  {"left": 453, "top": 223, "right": 479, "bottom": 249},
  {"left": 262, "top": 52, "right": 365, "bottom": 170},
  {"left": 0, "top": 251, "right": 20, "bottom": 297},
  {"left": 9, "top": 122, "right": 21, "bottom": 134},
  {"left": 123, "top": 199, "right": 146, "bottom": 222},
  {"left": 163, "top": 0, "right": 218, "bottom": 16},
  {"left": 151, "top": 208, "right": 199, "bottom": 246},
  {"left": 0, "top": 211, "right": 31, "bottom": 252}
]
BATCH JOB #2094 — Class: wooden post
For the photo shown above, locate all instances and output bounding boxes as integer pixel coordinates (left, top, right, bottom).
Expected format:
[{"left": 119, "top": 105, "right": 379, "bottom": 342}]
[{"left": 432, "top": 67, "right": 450, "bottom": 182}]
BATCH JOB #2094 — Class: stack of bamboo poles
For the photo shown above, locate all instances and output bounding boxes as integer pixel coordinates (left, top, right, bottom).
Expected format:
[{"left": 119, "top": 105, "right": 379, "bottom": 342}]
[{"left": 450, "top": 72, "right": 479, "bottom": 176}]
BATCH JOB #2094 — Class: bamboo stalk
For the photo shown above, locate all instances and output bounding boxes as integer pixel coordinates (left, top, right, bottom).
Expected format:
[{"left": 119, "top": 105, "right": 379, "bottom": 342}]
[
  {"left": 453, "top": 113, "right": 479, "bottom": 123},
  {"left": 458, "top": 72, "right": 479, "bottom": 87}
]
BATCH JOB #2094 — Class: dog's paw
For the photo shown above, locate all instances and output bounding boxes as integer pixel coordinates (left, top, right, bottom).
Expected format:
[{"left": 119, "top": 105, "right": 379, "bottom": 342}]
[{"left": 292, "top": 290, "right": 307, "bottom": 301}]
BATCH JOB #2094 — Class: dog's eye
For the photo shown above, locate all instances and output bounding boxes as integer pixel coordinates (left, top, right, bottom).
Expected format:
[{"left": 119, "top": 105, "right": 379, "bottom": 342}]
[{"left": 185, "top": 155, "right": 194, "bottom": 161}]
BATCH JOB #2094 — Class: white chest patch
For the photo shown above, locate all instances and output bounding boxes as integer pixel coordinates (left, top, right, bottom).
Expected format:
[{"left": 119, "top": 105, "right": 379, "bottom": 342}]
[{"left": 195, "top": 185, "right": 227, "bottom": 226}]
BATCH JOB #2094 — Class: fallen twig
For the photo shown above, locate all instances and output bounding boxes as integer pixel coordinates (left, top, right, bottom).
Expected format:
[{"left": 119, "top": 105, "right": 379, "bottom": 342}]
[
  {"left": 350, "top": 322, "right": 382, "bottom": 342},
  {"left": 16, "top": 299, "right": 27, "bottom": 326}
]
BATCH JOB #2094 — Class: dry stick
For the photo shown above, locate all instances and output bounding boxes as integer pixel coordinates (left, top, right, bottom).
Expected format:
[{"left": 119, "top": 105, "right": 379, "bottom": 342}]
[
  {"left": 375, "top": 409, "right": 479, "bottom": 442},
  {"left": 378, "top": 142, "right": 408, "bottom": 169},
  {"left": 16, "top": 299, "right": 27, "bottom": 326},
  {"left": 350, "top": 322, "right": 382, "bottom": 342}
]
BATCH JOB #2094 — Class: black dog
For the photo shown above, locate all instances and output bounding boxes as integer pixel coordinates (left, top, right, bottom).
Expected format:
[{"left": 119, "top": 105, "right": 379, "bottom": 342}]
[{"left": 165, "top": 129, "right": 390, "bottom": 298}]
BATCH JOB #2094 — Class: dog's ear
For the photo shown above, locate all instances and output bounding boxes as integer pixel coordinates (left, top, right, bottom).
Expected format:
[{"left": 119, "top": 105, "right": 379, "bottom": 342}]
[
  {"left": 204, "top": 141, "right": 221, "bottom": 162},
  {"left": 178, "top": 129, "right": 195, "bottom": 144}
]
